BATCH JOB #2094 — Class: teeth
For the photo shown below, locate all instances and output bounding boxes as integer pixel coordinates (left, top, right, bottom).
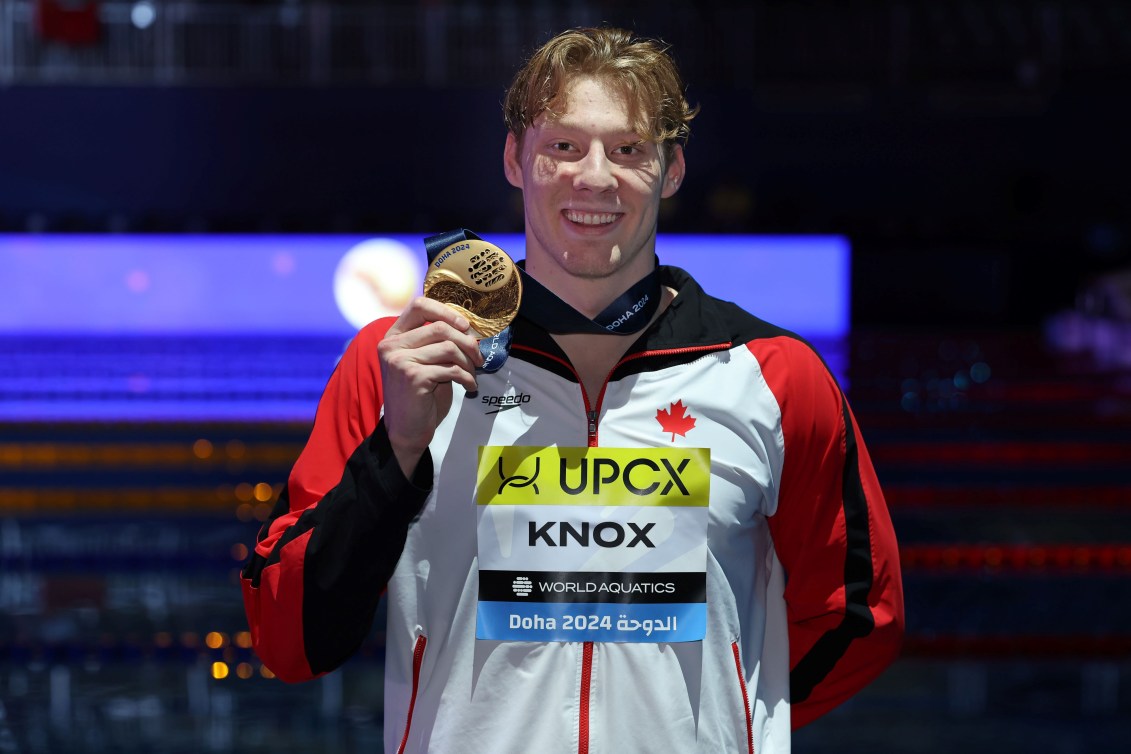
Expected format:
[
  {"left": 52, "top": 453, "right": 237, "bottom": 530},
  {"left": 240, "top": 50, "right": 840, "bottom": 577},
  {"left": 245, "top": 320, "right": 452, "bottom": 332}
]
[{"left": 565, "top": 210, "right": 617, "bottom": 226}]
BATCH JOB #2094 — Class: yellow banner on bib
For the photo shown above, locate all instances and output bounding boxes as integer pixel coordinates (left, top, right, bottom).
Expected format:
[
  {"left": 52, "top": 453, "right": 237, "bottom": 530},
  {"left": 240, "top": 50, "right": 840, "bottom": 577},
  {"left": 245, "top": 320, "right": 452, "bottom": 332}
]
[{"left": 477, "top": 446, "right": 710, "bottom": 508}]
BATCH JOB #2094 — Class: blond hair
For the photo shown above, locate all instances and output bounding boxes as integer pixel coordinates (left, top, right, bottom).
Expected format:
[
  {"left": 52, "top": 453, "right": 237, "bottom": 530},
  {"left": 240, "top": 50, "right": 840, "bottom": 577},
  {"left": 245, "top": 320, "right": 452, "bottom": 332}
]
[{"left": 503, "top": 27, "right": 698, "bottom": 162}]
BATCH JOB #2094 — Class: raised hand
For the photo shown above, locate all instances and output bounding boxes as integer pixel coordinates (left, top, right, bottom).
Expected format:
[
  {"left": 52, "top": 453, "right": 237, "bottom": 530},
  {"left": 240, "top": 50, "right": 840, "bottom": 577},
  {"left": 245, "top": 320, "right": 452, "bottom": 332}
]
[{"left": 378, "top": 296, "right": 484, "bottom": 476}]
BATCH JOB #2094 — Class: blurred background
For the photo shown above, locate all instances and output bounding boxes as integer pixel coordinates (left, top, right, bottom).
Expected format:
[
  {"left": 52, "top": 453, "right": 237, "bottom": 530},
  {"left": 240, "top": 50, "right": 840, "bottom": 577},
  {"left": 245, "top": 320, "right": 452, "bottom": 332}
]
[{"left": 1, "top": 1, "right": 1130, "bottom": 751}]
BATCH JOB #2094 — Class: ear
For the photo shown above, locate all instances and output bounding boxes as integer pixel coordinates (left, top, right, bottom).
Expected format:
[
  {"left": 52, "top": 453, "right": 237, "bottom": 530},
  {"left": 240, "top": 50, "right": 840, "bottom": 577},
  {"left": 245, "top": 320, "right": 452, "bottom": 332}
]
[
  {"left": 503, "top": 132, "right": 524, "bottom": 189},
  {"left": 660, "top": 144, "right": 686, "bottom": 199}
]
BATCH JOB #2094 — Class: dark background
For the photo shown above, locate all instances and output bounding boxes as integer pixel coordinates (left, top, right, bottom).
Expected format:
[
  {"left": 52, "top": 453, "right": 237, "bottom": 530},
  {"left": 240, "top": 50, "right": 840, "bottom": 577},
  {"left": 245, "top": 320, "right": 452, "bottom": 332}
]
[
  {"left": 2, "top": 1, "right": 1128, "bottom": 330},
  {"left": 2, "top": 2, "right": 1130, "bottom": 753}
]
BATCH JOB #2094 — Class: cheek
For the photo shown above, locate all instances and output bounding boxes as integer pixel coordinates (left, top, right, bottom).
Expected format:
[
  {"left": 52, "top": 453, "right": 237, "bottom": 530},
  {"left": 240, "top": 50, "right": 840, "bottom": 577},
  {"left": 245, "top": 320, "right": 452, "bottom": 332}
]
[
  {"left": 532, "top": 155, "right": 561, "bottom": 184},
  {"left": 637, "top": 165, "right": 664, "bottom": 193}
]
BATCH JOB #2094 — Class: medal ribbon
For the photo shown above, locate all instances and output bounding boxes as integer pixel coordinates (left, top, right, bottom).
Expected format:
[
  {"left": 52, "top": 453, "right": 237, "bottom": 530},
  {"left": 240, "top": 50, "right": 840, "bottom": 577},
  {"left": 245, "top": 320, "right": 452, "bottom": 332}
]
[
  {"left": 425, "top": 229, "right": 661, "bottom": 333},
  {"left": 515, "top": 261, "right": 660, "bottom": 336},
  {"left": 423, "top": 229, "right": 661, "bottom": 373},
  {"left": 424, "top": 229, "right": 516, "bottom": 373}
]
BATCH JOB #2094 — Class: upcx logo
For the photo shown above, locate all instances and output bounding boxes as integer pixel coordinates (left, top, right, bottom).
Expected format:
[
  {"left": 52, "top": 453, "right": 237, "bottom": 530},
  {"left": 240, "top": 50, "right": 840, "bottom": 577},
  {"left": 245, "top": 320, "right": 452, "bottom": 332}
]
[
  {"left": 559, "top": 457, "right": 691, "bottom": 496},
  {"left": 497, "top": 456, "right": 540, "bottom": 494},
  {"left": 477, "top": 446, "right": 711, "bottom": 508}
]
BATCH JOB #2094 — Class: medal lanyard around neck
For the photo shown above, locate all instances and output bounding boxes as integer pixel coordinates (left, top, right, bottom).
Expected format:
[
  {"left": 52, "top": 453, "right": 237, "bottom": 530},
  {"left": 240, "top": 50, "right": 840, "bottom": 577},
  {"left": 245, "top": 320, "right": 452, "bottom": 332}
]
[{"left": 516, "top": 261, "right": 661, "bottom": 336}]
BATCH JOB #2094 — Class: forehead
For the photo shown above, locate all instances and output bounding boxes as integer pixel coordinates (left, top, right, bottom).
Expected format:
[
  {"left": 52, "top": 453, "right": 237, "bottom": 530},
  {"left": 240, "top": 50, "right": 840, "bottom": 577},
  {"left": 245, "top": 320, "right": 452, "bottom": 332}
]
[{"left": 539, "top": 75, "right": 638, "bottom": 133}]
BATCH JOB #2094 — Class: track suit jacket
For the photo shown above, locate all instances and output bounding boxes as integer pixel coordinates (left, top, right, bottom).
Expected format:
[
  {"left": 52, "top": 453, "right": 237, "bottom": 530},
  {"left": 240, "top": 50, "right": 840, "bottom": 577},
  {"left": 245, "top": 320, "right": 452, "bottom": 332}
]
[{"left": 242, "top": 265, "right": 904, "bottom": 753}]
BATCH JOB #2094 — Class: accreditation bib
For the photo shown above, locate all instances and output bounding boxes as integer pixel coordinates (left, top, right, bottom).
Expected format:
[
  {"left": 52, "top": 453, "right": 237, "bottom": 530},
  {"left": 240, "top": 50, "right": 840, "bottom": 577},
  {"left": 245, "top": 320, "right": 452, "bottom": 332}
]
[{"left": 475, "top": 446, "right": 710, "bottom": 643}]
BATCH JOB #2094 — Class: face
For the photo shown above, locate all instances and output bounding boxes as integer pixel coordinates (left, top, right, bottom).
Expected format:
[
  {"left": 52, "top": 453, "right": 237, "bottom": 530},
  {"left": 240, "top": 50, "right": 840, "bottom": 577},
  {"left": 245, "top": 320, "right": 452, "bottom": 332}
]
[{"left": 503, "top": 75, "right": 685, "bottom": 299}]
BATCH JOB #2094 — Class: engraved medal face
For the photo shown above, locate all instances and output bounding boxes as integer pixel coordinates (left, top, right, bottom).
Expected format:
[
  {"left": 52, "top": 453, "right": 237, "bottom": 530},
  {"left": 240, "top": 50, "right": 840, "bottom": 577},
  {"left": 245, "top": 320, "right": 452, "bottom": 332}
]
[{"left": 423, "top": 239, "right": 522, "bottom": 338}]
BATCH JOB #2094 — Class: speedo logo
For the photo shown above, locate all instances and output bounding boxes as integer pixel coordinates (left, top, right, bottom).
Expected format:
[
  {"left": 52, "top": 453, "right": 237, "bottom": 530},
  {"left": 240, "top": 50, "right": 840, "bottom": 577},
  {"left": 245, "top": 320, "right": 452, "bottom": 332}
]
[{"left": 482, "top": 392, "right": 531, "bottom": 414}]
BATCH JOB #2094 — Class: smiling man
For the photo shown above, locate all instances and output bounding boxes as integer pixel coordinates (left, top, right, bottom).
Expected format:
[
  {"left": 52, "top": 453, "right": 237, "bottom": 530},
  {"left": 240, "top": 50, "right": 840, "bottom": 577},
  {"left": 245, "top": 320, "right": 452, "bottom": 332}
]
[
  {"left": 503, "top": 73, "right": 684, "bottom": 292},
  {"left": 242, "top": 27, "right": 904, "bottom": 754}
]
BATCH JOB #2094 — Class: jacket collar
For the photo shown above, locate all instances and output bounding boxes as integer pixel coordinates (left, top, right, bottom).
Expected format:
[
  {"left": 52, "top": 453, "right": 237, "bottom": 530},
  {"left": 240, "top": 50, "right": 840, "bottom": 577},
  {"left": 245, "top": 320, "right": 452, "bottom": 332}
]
[{"left": 511, "top": 266, "right": 731, "bottom": 362}]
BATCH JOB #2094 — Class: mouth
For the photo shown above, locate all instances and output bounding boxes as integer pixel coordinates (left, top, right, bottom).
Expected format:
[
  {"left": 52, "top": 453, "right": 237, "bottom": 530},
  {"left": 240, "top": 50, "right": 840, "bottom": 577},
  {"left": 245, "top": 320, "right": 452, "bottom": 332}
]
[{"left": 563, "top": 209, "right": 621, "bottom": 227}]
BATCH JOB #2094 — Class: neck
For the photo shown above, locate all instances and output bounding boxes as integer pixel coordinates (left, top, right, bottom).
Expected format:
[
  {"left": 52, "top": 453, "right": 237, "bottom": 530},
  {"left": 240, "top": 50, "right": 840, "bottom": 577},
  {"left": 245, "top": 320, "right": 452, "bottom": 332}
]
[{"left": 524, "top": 252, "right": 658, "bottom": 319}]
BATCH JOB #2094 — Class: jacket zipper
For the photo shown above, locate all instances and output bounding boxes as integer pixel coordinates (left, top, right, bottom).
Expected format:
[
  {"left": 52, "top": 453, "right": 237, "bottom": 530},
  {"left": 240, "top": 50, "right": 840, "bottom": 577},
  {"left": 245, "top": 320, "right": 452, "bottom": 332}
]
[
  {"left": 585, "top": 344, "right": 732, "bottom": 752},
  {"left": 517, "top": 340, "right": 732, "bottom": 753},
  {"left": 731, "top": 641, "right": 755, "bottom": 754},
  {"left": 581, "top": 384, "right": 595, "bottom": 753},
  {"left": 578, "top": 641, "right": 594, "bottom": 754},
  {"left": 396, "top": 634, "right": 427, "bottom": 754}
]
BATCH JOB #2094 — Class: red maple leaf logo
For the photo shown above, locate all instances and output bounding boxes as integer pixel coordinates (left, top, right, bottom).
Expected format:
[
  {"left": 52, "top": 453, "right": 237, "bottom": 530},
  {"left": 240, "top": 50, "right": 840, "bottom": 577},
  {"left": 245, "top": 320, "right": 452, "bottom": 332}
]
[{"left": 656, "top": 400, "right": 697, "bottom": 441}]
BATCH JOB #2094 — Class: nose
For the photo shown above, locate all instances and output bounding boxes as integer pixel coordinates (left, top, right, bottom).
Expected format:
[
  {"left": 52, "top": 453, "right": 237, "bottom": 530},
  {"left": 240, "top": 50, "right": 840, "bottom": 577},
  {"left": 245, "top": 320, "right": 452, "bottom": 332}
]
[{"left": 572, "top": 148, "right": 617, "bottom": 193}]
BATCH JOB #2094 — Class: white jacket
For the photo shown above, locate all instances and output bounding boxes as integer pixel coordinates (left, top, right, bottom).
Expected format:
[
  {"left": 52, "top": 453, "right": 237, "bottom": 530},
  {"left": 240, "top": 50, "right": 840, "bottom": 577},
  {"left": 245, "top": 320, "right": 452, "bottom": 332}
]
[{"left": 242, "top": 267, "right": 904, "bottom": 753}]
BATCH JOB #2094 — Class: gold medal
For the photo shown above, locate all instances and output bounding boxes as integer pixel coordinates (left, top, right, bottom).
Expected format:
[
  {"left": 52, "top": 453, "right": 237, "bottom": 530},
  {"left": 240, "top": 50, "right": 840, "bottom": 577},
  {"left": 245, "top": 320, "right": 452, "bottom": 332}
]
[{"left": 423, "top": 238, "right": 522, "bottom": 338}]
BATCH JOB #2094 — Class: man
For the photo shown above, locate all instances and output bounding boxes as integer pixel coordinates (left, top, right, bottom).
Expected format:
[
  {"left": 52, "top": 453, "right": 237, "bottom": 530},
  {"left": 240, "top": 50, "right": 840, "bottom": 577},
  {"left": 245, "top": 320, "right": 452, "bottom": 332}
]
[{"left": 242, "top": 27, "right": 904, "bottom": 753}]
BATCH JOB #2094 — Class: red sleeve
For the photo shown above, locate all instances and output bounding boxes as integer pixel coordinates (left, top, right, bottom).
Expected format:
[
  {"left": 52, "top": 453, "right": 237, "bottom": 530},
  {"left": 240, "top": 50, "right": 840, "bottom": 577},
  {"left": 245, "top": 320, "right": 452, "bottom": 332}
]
[
  {"left": 241, "top": 318, "right": 431, "bottom": 682},
  {"left": 253, "top": 319, "right": 389, "bottom": 556},
  {"left": 749, "top": 336, "right": 904, "bottom": 728}
]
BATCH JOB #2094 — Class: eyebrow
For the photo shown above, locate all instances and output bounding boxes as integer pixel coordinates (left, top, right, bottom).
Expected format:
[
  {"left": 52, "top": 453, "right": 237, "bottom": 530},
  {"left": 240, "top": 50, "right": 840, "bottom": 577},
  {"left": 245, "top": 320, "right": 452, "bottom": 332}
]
[{"left": 538, "top": 120, "right": 644, "bottom": 142}]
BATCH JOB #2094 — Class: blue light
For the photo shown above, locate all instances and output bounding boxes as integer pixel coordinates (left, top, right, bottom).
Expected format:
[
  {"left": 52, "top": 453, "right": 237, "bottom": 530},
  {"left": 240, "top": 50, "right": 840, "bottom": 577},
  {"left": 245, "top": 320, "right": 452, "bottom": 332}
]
[
  {"left": 0, "top": 233, "right": 849, "bottom": 337},
  {"left": 0, "top": 233, "right": 850, "bottom": 421}
]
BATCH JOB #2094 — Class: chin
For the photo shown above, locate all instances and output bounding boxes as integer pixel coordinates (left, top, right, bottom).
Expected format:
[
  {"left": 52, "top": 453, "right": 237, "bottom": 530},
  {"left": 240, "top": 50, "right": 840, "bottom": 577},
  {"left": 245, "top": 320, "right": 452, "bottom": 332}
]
[{"left": 557, "top": 250, "right": 624, "bottom": 280}]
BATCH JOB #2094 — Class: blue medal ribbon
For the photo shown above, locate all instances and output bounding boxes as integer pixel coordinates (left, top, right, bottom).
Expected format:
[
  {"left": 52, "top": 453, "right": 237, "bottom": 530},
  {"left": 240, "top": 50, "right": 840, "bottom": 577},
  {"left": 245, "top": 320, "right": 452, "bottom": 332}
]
[
  {"left": 515, "top": 261, "right": 660, "bottom": 336},
  {"left": 423, "top": 229, "right": 661, "bottom": 374}
]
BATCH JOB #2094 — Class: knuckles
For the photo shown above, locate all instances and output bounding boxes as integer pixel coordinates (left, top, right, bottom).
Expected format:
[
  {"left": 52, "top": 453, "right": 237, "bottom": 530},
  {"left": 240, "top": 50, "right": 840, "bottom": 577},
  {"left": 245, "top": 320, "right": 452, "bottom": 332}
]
[{"left": 426, "top": 320, "right": 453, "bottom": 339}]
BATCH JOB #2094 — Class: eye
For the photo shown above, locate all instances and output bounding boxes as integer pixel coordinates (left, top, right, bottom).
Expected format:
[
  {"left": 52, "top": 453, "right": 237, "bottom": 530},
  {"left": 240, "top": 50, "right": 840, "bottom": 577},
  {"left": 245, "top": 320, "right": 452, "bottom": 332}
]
[
  {"left": 613, "top": 142, "right": 645, "bottom": 157},
  {"left": 550, "top": 141, "right": 575, "bottom": 153}
]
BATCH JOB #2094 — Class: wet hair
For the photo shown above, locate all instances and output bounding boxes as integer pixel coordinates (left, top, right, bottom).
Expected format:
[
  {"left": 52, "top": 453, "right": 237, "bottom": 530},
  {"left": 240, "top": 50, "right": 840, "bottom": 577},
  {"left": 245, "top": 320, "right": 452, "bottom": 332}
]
[{"left": 503, "top": 27, "right": 698, "bottom": 163}]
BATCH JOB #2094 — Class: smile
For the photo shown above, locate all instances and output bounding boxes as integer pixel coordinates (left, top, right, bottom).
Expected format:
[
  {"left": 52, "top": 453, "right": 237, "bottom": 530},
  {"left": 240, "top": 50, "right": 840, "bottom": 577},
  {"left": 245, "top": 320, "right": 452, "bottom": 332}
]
[{"left": 564, "top": 210, "right": 620, "bottom": 226}]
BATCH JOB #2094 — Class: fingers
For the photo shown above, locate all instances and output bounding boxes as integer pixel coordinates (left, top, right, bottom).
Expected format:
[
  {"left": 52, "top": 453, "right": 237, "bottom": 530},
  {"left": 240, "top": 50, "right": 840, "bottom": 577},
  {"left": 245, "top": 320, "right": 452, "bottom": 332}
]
[
  {"left": 378, "top": 298, "right": 483, "bottom": 463},
  {"left": 389, "top": 296, "right": 471, "bottom": 337},
  {"left": 387, "top": 297, "right": 483, "bottom": 367},
  {"left": 385, "top": 340, "right": 480, "bottom": 393},
  {"left": 379, "top": 297, "right": 486, "bottom": 399}
]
